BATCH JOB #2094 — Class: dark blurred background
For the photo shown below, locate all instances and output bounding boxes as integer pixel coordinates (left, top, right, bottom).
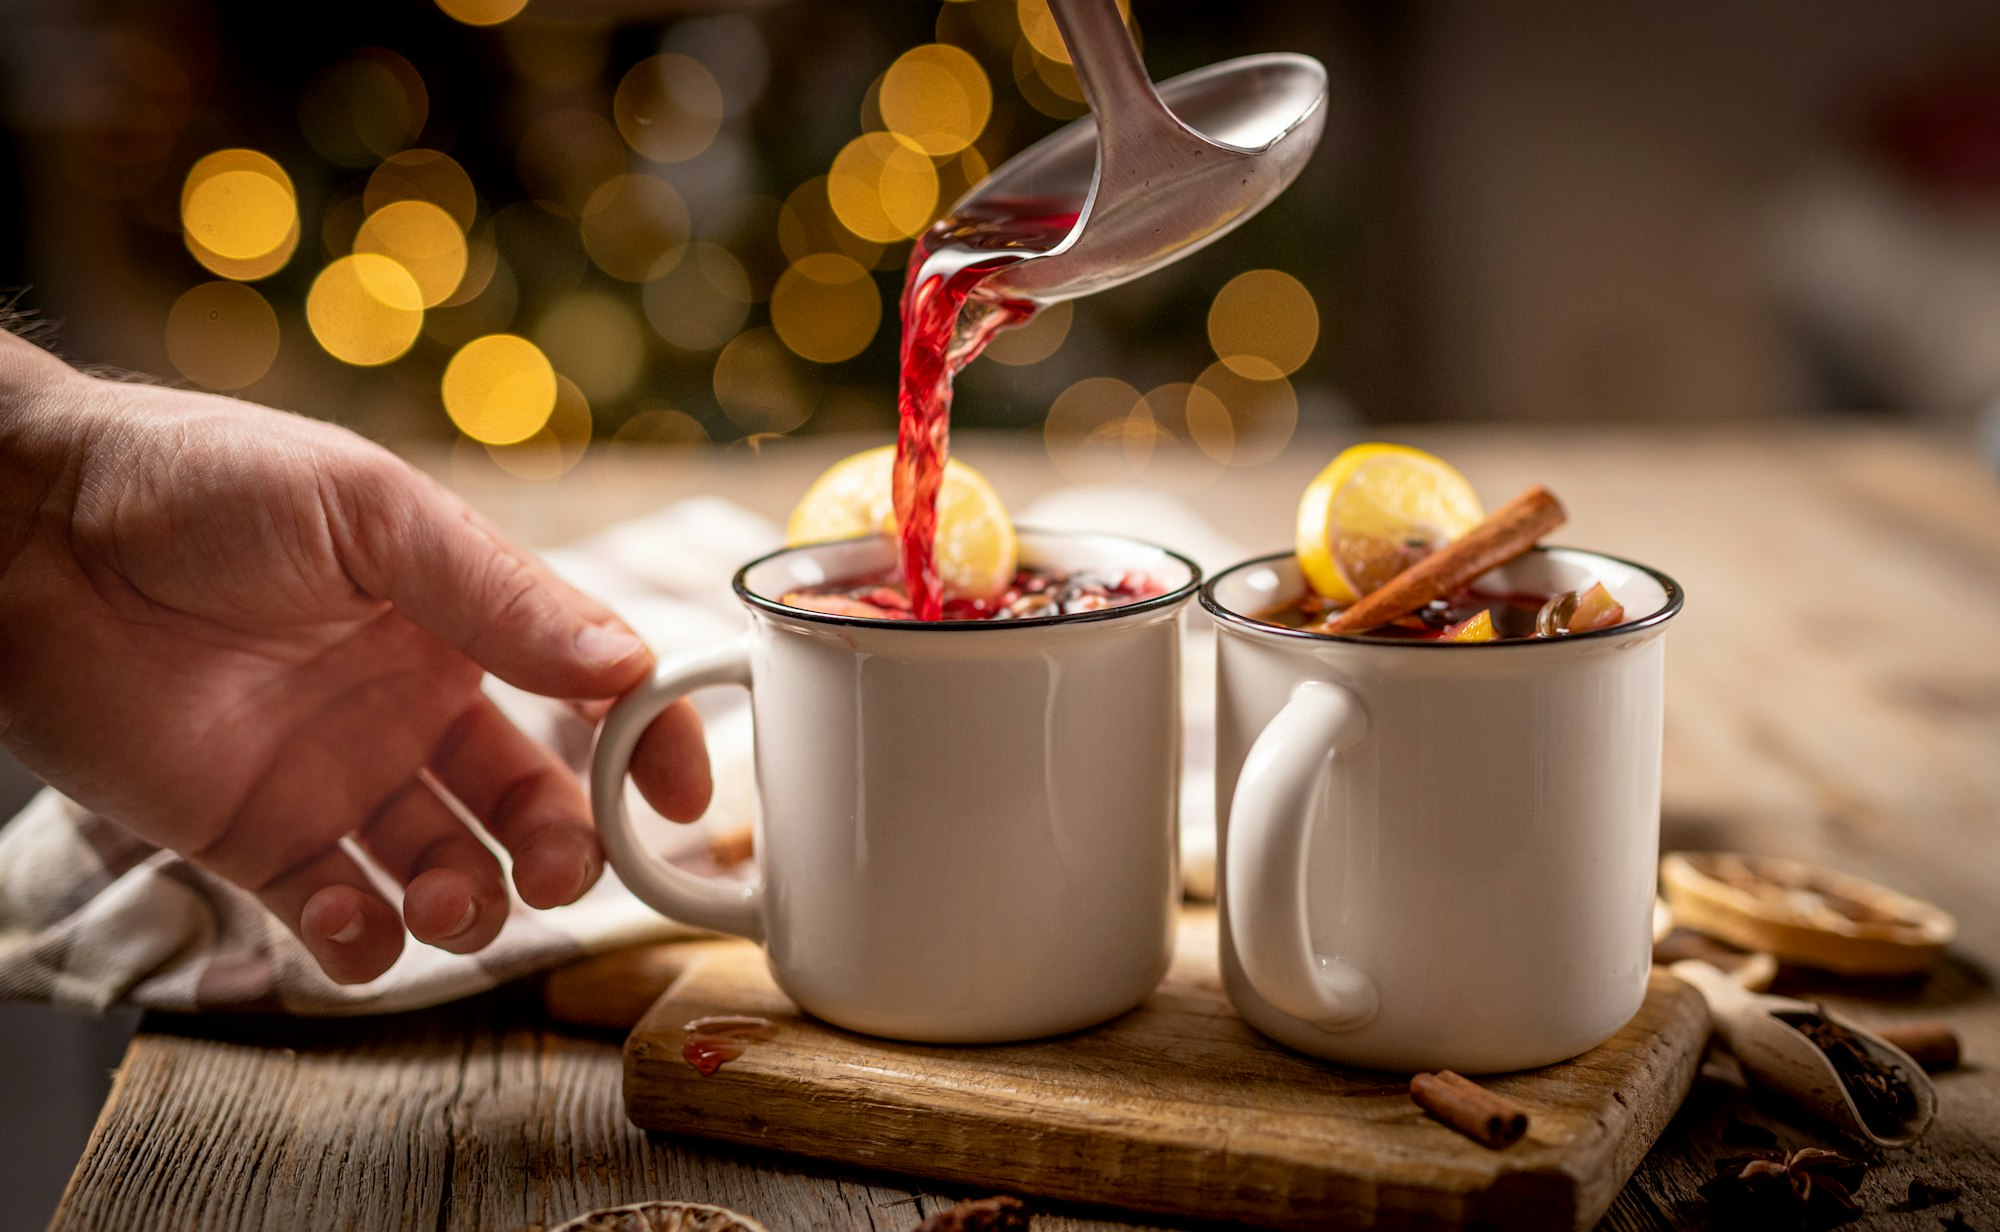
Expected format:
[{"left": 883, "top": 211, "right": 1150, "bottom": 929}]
[{"left": 6, "top": 0, "right": 2000, "bottom": 1221}]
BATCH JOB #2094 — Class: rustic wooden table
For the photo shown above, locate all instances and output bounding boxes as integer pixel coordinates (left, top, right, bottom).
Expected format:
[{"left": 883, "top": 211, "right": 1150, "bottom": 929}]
[{"left": 55, "top": 426, "right": 2000, "bottom": 1231}]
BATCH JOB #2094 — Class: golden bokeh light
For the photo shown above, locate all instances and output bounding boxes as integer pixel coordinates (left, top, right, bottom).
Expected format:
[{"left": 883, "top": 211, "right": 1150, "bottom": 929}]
[
  {"left": 1044, "top": 376, "right": 1147, "bottom": 483},
  {"left": 354, "top": 200, "right": 467, "bottom": 307},
  {"left": 777, "top": 176, "right": 883, "bottom": 267},
  {"left": 442, "top": 334, "right": 557, "bottom": 445},
  {"left": 444, "top": 238, "right": 500, "bottom": 307},
  {"left": 485, "top": 374, "right": 592, "bottom": 480},
  {"left": 879, "top": 44, "right": 991, "bottom": 156},
  {"left": 982, "top": 299, "right": 1071, "bottom": 366},
  {"left": 1132, "top": 382, "right": 1227, "bottom": 493},
  {"left": 365, "top": 149, "right": 477, "bottom": 232},
  {"left": 165, "top": 281, "right": 280, "bottom": 390},
  {"left": 770, "top": 254, "right": 881, "bottom": 364},
  {"left": 1207, "top": 268, "right": 1319, "bottom": 378},
  {"left": 184, "top": 171, "right": 294, "bottom": 259},
  {"left": 580, "top": 174, "right": 690, "bottom": 282},
  {"left": 516, "top": 108, "right": 625, "bottom": 214},
  {"left": 614, "top": 54, "right": 725, "bottom": 164},
  {"left": 1193, "top": 360, "right": 1299, "bottom": 468},
  {"left": 933, "top": 145, "right": 992, "bottom": 217},
  {"left": 435, "top": 0, "right": 528, "bottom": 27},
  {"left": 713, "top": 327, "right": 820, "bottom": 433},
  {"left": 181, "top": 150, "right": 297, "bottom": 279},
  {"left": 298, "top": 50, "right": 427, "bottom": 168},
  {"left": 1011, "top": 41, "right": 1088, "bottom": 119},
  {"left": 503, "top": 19, "right": 610, "bottom": 88},
  {"left": 307, "top": 253, "right": 424, "bottom": 366},
  {"left": 827, "top": 132, "right": 939, "bottom": 243},
  {"left": 641, "top": 242, "right": 752, "bottom": 352},
  {"left": 612, "top": 406, "right": 710, "bottom": 450},
  {"left": 1182, "top": 380, "right": 1236, "bottom": 465},
  {"left": 1015, "top": 0, "right": 1131, "bottom": 65},
  {"left": 535, "top": 291, "right": 646, "bottom": 403}
]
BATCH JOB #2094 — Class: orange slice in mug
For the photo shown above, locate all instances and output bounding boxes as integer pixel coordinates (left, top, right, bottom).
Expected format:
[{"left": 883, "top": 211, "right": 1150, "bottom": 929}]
[{"left": 1295, "top": 443, "right": 1486, "bottom": 601}]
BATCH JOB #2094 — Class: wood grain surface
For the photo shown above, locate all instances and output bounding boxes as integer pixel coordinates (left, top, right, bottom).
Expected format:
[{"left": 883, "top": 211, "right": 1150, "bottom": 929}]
[
  {"left": 624, "top": 910, "right": 1709, "bottom": 1232},
  {"left": 54, "top": 427, "right": 2000, "bottom": 1231}
]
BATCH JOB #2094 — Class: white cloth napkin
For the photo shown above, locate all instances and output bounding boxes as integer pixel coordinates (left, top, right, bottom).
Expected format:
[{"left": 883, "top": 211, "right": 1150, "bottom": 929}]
[{"left": 0, "top": 490, "right": 1242, "bottom": 1016}]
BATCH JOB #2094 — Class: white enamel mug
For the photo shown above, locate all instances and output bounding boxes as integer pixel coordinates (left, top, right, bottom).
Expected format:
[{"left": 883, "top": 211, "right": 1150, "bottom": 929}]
[
  {"left": 1203, "top": 547, "right": 1684, "bottom": 1073},
  {"left": 592, "top": 530, "right": 1200, "bottom": 1043}
]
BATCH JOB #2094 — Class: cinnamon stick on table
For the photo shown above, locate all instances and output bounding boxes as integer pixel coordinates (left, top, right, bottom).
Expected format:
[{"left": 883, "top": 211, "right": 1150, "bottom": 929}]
[
  {"left": 1876, "top": 1022, "right": 1961, "bottom": 1072},
  {"left": 1410, "top": 1070, "right": 1531, "bottom": 1149},
  {"left": 1326, "top": 485, "right": 1567, "bottom": 634}
]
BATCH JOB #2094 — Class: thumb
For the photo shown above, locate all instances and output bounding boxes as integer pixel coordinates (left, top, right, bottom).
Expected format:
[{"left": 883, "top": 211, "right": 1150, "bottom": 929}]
[{"left": 329, "top": 453, "right": 653, "bottom": 699}]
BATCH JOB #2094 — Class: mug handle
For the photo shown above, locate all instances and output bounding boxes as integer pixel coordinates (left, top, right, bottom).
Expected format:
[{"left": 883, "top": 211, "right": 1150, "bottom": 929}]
[
  {"left": 590, "top": 637, "right": 764, "bottom": 942},
  {"left": 1225, "top": 679, "right": 1377, "bottom": 1030}
]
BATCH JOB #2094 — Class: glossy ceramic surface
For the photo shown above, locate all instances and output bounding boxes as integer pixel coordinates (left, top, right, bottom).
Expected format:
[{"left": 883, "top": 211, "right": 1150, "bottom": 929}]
[
  {"left": 594, "top": 531, "right": 1199, "bottom": 1043},
  {"left": 1204, "top": 548, "right": 1683, "bottom": 1072}
]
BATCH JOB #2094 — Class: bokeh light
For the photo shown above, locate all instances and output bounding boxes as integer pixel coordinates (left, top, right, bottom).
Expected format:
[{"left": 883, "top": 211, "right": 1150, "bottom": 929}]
[
  {"left": 503, "top": 19, "right": 609, "bottom": 88},
  {"left": 181, "top": 149, "right": 298, "bottom": 280},
  {"left": 612, "top": 406, "right": 710, "bottom": 450},
  {"left": 442, "top": 334, "right": 557, "bottom": 445},
  {"left": 307, "top": 253, "right": 424, "bottom": 366},
  {"left": 485, "top": 373, "right": 591, "bottom": 479},
  {"left": 614, "top": 54, "right": 725, "bottom": 164},
  {"left": 424, "top": 248, "right": 518, "bottom": 349},
  {"left": 165, "top": 281, "right": 280, "bottom": 390},
  {"left": 580, "top": 174, "right": 690, "bottom": 282},
  {"left": 713, "top": 327, "right": 820, "bottom": 433},
  {"left": 1044, "top": 376, "right": 1146, "bottom": 482},
  {"left": 435, "top": 0, "right": 528, "bottom": 28},
  {"left": 770, "top": 254, "right": 882, "bottom": 363},
  {"left": 1207, "top": 268, "right": 1319, "bottom": 378},
  {"left": 1193, "top": 360, "right": 1299, "bottom": 467},
  {"left": 981, "top": 300, "right": 1071, "bottom": 366},
  {"left": 366, "top": 149, "right": 477, "bottom": 232},
  {"left": 298, "top": 50, "right": 427, "bottom": 169},
  {"left": 828, "top": 132, "right": 938, "bottom": 243},
  {"left": 879, "top": 44, "right": 992, "bottom": 156},
  {"left": 777, "top": 176, "right": 883, "bottom": 267},
  {"left": 535, "top": 291, "right": 646, "bottom": 403},
  {"left": 516, "top": 109, "right": 625, "bottom": 214},
  {"left": 354, "top": 200, "right": 467, "bottom": 307},
  {"left": 642, "top": 242, "right": 752, "bottom": 351}
]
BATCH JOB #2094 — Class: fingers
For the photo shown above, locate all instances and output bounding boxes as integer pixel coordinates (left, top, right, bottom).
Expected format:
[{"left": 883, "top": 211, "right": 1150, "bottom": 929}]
[
  {"left": 431, "top": 695, "right": 603, "bottom": 908},
  {"left": 260, "top": 847, "right": 405, "bottom": 985},
  {"left": 357, "top": 776, "right": 509, "bottom": 953},
  {"left": 631, "top": 700, "right": 714, "bottom": 823},
  {"left": 327, "top": 451, "right": 653, "bottom": 700}
]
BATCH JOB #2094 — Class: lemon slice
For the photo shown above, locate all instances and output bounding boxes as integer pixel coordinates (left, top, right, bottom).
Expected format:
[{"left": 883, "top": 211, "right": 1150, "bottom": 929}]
[
  {"left": 1295, "top": 443, "right": 1485, "bottom": 601},
  {"left": 786, "top": 445, "right": 1017, "bottom": 600}
]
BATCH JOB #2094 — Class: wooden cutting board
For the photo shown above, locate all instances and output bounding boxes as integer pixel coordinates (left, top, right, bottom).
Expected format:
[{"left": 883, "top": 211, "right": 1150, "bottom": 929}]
[{"left": 619, "top": 908, "right": 1708, "bottom": 1231}]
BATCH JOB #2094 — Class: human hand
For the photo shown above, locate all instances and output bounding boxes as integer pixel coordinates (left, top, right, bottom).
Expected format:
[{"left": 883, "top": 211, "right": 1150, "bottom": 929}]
[{"left": 0, "top": 334, "right": 712, "bottom": 983}]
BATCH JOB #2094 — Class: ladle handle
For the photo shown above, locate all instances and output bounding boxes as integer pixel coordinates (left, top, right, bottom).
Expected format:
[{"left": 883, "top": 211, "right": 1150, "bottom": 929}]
[{"left": 1047, "top": 0, "right": 1169, "bottom": 147}]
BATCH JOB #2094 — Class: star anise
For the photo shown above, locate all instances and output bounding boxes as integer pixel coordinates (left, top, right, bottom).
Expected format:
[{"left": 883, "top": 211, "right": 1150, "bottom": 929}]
[{"left": 1698, "top": 1148, "right": 1868, "bottom": 1228}]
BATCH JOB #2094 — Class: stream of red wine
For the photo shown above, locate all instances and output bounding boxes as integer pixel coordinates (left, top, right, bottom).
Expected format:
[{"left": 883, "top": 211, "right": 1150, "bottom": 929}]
[{"left": 892, "top": 201, "right": 1079, "bottom": 620}]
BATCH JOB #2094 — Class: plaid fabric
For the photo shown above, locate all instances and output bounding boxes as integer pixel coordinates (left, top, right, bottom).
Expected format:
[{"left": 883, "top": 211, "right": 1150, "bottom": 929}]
[{"left": 0, "top": 491, "right": 1234, "bottom": 1016}]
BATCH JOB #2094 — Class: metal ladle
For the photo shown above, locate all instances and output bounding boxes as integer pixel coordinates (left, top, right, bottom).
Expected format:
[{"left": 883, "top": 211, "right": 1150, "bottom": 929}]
[
  {"left": 961, "top": 0, "right": 1328, "bottom": 305},
  {"left": 1674, "top": 960, "right": 1938, "bottom": 1148}
]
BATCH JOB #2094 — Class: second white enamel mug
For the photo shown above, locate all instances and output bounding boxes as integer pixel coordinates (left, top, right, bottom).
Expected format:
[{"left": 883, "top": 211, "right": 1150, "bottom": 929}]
[
  {"left": 592, "top": 530, "right": 1200, "bottom": 1044},
  {"left": 1204, "top": 547, "right": 1684, "bottom": 1073}
]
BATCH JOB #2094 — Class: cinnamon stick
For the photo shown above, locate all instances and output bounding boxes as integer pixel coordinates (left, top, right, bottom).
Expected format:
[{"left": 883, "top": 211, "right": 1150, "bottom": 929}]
[
  {"left": 1410, "top": 1070, "right": 1530, "bottom": 1149},
  {"left": 1326, "top": 485, "right": 1566, "bottom": 634},
  {"left": 1876, "top": 1022, "right": 1960, "bottom": 1072}
]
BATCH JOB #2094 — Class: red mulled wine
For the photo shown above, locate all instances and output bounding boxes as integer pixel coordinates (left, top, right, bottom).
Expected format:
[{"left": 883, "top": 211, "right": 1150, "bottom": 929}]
[
  {"left": 784, "top": 563, "right": 1159, "bottom": 622},
  {"left": 892, "top": 201, "right": 1079, "bottom": 620},
  {"left": 1258, "top": 581, "right": 1627, "bottom": 642}
]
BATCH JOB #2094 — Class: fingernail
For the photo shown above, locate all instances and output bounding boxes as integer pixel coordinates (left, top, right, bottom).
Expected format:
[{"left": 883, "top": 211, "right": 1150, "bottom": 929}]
[
  {"left": 576, "top": 622, "right": 644, "bottom": 668},
  {"left": 328, "top": 910, "right": 365, "bottom": 945},
  {"left": 442, "top": 899, "right": 478, "bottom": 941}
]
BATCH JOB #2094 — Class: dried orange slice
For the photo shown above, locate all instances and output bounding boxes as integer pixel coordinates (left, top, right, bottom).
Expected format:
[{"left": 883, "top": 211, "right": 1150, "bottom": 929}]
[
  {"left": 1660, "top": 852, "right": 1954, "bottom": 978},
  {"left": 553, "top": 1201, "right": 769, "bottom": 1232}
]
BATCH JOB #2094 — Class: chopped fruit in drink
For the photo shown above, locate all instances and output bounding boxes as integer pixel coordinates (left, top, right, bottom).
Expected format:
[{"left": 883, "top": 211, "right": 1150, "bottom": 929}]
[
  {"left": 1295, "top": 443, "right": 1485, "bottom": 601},
  {"left": 1566, "top": 582, "right": 1624, "bottom": 633},
  {"left": 783, "top": 565, "right": 1158, "bottom": 622},
  {"left": 786, "top": 445, "right": 1017, "bottom": 603},
  {"left": 780, "top": 591, "right": 908, "bottom": 620},
  {"left": 1444, "top": 610, "right": 1496, "bottom": 642}
]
